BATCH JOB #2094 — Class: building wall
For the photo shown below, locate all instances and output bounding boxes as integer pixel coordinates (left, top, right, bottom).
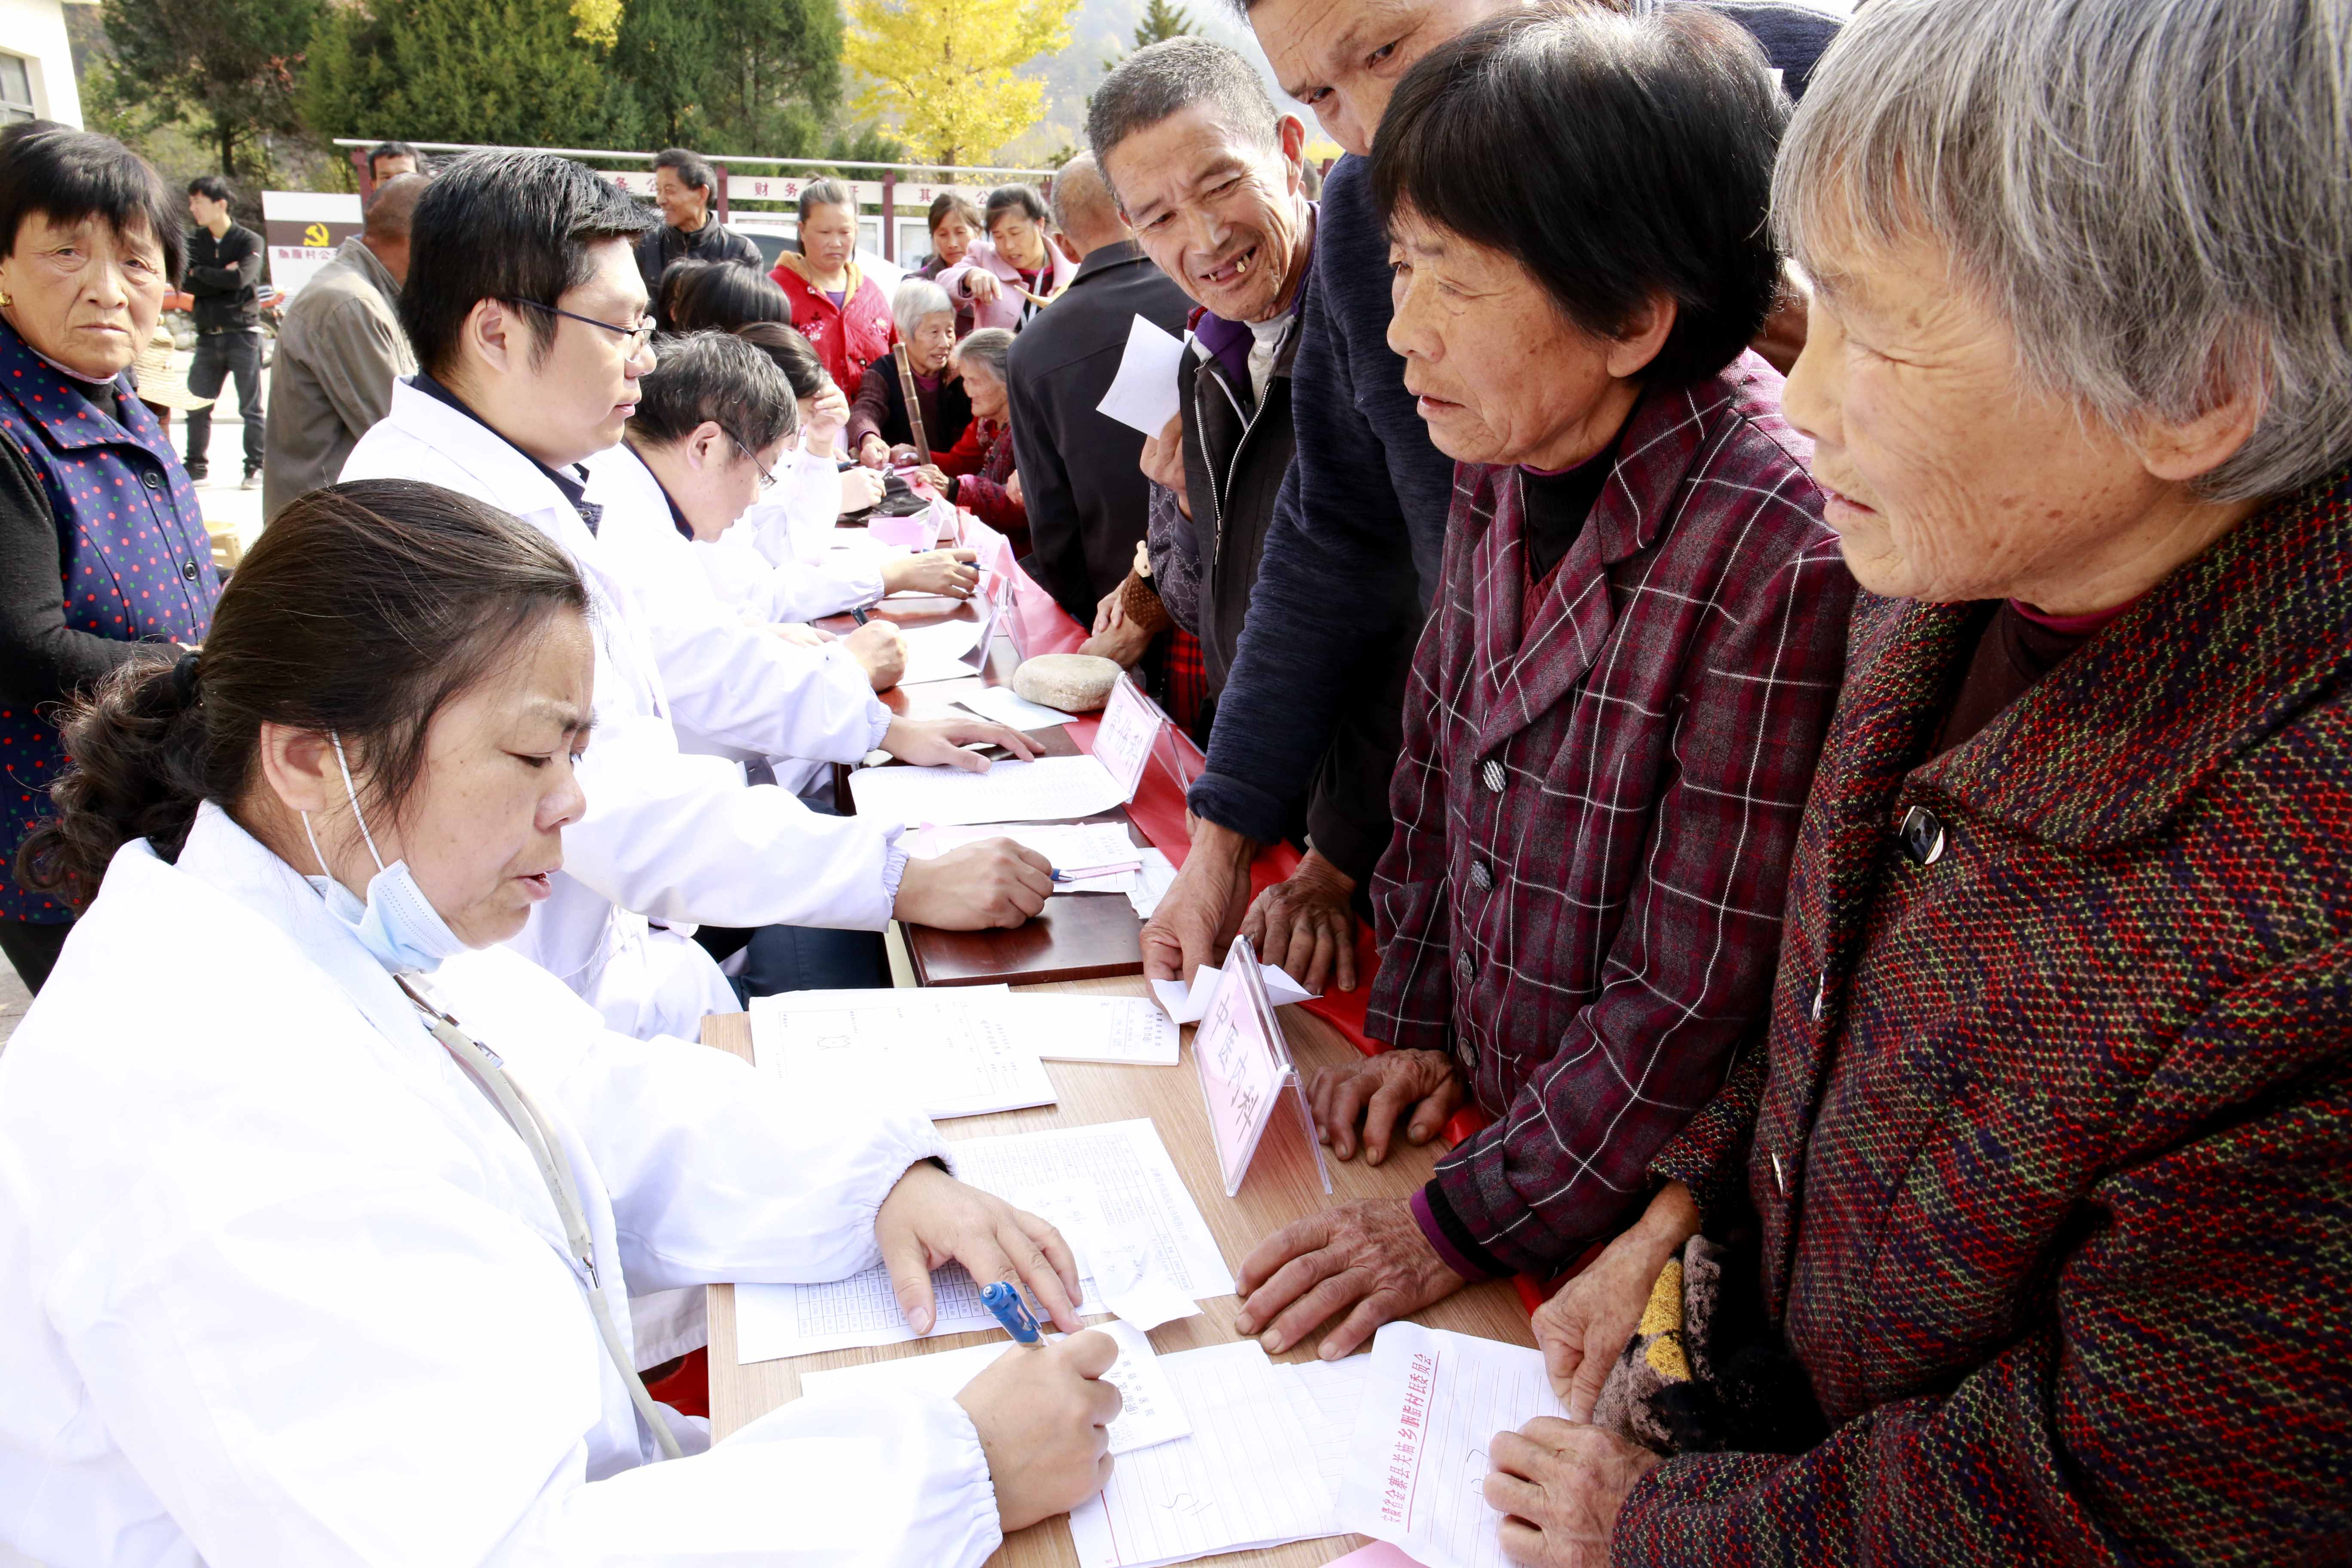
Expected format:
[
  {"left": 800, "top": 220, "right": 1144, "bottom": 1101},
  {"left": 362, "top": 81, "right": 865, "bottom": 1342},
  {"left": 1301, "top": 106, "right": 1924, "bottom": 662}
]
[{"left": 0, "top": 0, "right": 80, "bottom": 128}]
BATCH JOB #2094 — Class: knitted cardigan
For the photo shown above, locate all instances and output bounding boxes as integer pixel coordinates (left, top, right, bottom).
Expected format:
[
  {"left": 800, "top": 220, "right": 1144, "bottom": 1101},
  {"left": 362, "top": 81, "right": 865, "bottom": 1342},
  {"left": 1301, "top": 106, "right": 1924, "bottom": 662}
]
[{"left": 1624, "top": 465, "right": 2352, "bottom": 1563}]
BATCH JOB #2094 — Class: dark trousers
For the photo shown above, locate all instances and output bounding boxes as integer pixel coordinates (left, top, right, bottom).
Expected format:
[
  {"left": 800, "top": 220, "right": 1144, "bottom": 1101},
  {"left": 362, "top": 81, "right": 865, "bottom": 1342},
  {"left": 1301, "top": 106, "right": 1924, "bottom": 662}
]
[
  {"left": 694, "top": 923, "right": 890, "bottom": 1003},
  {"left": 0, "top": 917, "right": 70, "bottom": 993},
  {"left": 185, "top": 329, "right": 265, "bottom": 475}
]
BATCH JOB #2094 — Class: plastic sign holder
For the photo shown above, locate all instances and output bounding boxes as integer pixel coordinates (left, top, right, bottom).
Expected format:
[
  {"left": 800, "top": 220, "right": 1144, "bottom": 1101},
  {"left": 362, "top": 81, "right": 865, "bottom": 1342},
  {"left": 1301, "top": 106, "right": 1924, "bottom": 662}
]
[
  {"left": 1094, "top": 672, "right": 1162, "bottom": 803},
  {"left": 1191, "top": 934, "right": 1332, "bottom": 1199}
]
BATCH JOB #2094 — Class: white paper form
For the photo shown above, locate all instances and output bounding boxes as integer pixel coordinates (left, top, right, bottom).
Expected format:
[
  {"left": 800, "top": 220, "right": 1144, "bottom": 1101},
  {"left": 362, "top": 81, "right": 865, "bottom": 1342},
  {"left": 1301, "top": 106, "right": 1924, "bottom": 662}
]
[
  {"left": 1282, "top": 1354, "right": 1375, "bottom": 1513},
  {"left": 1128, "top": 849, "right": 1179, "bottom": 920},
  {"left": 734, "top": 1118, "right": 1234, "bottom": 1362},
  {"left": 748, "top": 990, "right": 1054, "bottom": 1120},
  {"left": 954, "top": 683, "right": 1079, "bottom": 731},
  {"left": 798, "top": 1319, "right": 1192, "bottom": 1456},
  {"left": 848, "top": 753, "right": 1136, "bottom": 827},
  {"left": 1070, "top": 1340, "right": 1348, "bottom": 1568},
  {"left": 1337, "top": 1323, "right": 1568, "bottom": 1568},
  {"left": 909, "top": 822, "right": 1144, "bottom": 891},
  {"left": 980, "top": 994, "right": 1181, "bottom": 1066},
  {"left": 895, "top": 616, "right": 989, "bottom": 685},
  {"left": 1096, "top": 314, "right": 1188, "bottom": 437}
]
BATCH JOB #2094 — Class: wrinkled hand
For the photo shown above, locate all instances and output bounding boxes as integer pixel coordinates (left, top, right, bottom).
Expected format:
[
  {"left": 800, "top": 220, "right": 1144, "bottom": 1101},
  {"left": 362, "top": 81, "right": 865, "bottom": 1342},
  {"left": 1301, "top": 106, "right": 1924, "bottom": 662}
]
[
  {"left": 1307, "top": 1048, "right": 1463, "bottom": 1166},
  {"left": 876, "top": 1160, "right": 1083, "bottom": 1336},
  {"left": 766, "top": 621, "right": 831, "bottom": 647},
  {"left": 882, "top": 715, "right": 1041, "bottom": 772},
  {"left": 1078, "top": 611, "right": 1154, "bottom": 668},
  {"left": 1139, "top": 411, "right": 1190, "bottom": 519},
  {"left": 838, "top": 463, "right": 887, "bottom": 515},
  {"left": 844, "top": 619, "right": 906, "bottom": 690},
  {"left": 894, "top": 837, "right": 1055, "bottom": 929},
  {"left": 1234, "top": 1197, "right": 1466, "bottom": 1360},
  {"left": 958, "top": 1330, "right": 1122, "bottom": 1532},
  {"left": 913, "top": 462, "right": 952, "bottom": 494},
  {"left": 1240, "top": 849, "right": 1361, "bottom": 992},
  {"left": 1140, "top": 823, "right": 1254, "bottom": 984},
  {"left": 886, "top": 548, "right": 981, "bottom": 599},
  {"left": 1091, "top": 585, "right": 1128, "bottom": 637},
  {"left": 1487, "top": 1418, "right": 1663, "bottom": 1567},
  {"left": 1532, "top": 1181, "right": 1700, "bottom": 1419},
  {"left": 857, "top": 433, "right": 891, "bottom": 469},
  {"left": 963, "top": 269, "right": 1004, "bottom": 305},
  {"left": 1007, "top": 470, "right": 1023, "bottom": 509}
]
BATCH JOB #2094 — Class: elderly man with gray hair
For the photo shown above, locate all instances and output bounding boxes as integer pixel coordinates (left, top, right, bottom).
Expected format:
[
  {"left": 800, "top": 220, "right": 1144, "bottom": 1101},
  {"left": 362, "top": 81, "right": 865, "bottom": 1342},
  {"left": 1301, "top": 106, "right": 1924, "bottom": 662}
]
[
  {"left": 1088, "top": 35, "right": 1419, "bottom": 996},
  {"left": 1487, "top": 1, "right": 2352, "bottom": 1563}
]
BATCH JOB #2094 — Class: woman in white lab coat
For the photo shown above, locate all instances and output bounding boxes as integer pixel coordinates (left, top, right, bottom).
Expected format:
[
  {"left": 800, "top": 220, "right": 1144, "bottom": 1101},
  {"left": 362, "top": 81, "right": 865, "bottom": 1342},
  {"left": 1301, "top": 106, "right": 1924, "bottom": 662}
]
[{"left": 0, "top": 478, "right": 1118, "bottom": 1566}]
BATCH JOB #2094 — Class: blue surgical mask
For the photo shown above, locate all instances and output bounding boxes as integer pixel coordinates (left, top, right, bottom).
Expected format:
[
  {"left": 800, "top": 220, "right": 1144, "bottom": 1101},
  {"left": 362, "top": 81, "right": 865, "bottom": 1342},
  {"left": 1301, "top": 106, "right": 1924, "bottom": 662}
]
[{"left": 302, "top": 732, "right": 468, "bottom": 975}]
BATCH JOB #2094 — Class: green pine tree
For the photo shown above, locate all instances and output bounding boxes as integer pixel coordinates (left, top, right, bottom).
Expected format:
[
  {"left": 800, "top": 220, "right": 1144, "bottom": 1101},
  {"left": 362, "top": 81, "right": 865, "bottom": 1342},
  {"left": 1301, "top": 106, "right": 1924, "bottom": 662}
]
[
  {"left": 1103, "top": 0, "right": 1196, "bottom": 74},
  {"left": 98, "top": 0, "right": 323, "bottom": 181},
  {"left": 301, "top": 0, "right": 640, "bottom": 151},
  {"left": 608, "top": 0, "right": 844, "bottom": 154}
]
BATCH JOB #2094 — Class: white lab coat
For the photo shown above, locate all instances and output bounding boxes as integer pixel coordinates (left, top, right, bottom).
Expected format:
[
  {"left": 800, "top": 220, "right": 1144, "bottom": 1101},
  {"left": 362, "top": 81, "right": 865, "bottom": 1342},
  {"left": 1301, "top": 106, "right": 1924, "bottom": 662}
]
[
  {"left": 0, "top": 805, "right": 1003, "bottom": 1567},
  {"left": 340, "top": 383, "right": 907, "bottom": 1043},
  {"left": 696, "top": 450, "right": 888, "bottom": 625}
]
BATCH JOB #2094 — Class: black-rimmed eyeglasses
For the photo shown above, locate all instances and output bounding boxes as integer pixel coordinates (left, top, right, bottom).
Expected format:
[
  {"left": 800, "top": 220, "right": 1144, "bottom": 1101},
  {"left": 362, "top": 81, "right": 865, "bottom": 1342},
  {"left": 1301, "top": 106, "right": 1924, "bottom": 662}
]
[
  {"left": 729, "top": 434, "right": 780, "bottom": 490},
  {"left": 507, "top": 297, "right": 658, "bottom": 354}
]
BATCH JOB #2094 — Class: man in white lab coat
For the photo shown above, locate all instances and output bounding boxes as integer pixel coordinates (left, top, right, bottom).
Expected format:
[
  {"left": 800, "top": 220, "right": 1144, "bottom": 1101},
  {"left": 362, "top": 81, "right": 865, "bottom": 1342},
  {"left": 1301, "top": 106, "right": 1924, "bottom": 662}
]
[{"left": 344, "top": 151, "right": 1057, "bottom": 1042}]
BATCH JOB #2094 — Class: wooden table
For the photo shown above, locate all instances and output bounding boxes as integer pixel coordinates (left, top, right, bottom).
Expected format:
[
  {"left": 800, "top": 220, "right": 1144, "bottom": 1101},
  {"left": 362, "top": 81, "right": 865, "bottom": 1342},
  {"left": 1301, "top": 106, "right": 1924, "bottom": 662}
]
[
  {"left": 701, "top": 976, "right": 1536, "bottom": 1568},
  {"left": 828, "top": 591, "right": 1161, "bottom": 987}
]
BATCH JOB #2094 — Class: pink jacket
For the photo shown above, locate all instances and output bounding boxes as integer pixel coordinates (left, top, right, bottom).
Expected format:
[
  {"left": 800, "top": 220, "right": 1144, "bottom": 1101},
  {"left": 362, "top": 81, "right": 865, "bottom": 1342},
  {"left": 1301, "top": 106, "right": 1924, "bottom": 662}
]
[{"left": 937, "top": 236, "right": 1079, "bottom": 333}]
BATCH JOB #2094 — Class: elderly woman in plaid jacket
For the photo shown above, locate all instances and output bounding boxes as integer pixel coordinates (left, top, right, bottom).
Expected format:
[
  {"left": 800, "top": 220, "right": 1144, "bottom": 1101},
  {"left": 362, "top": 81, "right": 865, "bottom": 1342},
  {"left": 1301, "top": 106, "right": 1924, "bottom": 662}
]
[
  {"left": 1232, "top": 9, "right": 1856, "bottom": 1360},
  {"left": 1498, "top": 0, "right": 2352, "bottom": 1563}
]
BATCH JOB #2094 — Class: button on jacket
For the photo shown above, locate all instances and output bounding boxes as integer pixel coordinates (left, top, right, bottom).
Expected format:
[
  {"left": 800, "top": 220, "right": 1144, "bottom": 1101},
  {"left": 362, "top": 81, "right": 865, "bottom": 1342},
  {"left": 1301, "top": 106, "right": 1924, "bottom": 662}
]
[
  {"left": 1371, "top": 355, "right": 1853, "bottom": 1274},
  {"left": 183, "top": 222, "right": 264, "bottom": 332},
  {"left": 1633, "top": 466, "right": 2352, "bottom": 1564},
  {"left": 0, "top": 319, "right": 217, "bottom": 925}
]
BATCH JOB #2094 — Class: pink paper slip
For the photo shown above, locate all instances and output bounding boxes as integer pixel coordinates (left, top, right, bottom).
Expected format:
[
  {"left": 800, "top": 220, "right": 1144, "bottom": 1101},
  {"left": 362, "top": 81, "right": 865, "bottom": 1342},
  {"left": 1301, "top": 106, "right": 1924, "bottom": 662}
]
[{"left": 1327, "top": 1546, "right": 1429, "bottom": 1568}]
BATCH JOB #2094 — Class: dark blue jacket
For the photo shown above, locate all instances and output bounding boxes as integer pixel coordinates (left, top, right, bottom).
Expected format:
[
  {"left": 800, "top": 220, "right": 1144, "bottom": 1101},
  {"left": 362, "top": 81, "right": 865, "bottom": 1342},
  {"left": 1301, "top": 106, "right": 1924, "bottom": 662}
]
[
  {"left": 1188, "top": 2, "right": 1842, "bottom": 843},
  {"left": 0, "top": 322, "right": 218, "bottom": 922}
]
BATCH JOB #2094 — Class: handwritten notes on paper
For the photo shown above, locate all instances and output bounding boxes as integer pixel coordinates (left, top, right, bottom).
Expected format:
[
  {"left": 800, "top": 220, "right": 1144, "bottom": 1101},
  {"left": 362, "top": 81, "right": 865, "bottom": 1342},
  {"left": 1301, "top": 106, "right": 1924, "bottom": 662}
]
[
  {"left": 1096, "top": 314, "right": 1187, "bottom": 437},
  {"left": 1069, "top": 1341, "right": 1348, "bottom": 1568},
  {"left": 747, "top": 989, "right": 1054, "bottom": 1120},
  {"left": 733, "top": 1119, "right": 1232, "bottom": 1362},
  {"left": 1338, "top": 1323, "right": 1570, "bottom": 1568},
  {"left": 1093, "top": 672, "right": 1163, "bottom": 802},
  {"left": 798, "top": 1319, "right": 1192, "bottom": 1456},
  {"left": 986, "top": 993, "right": 1181, "bottom": 1066}
]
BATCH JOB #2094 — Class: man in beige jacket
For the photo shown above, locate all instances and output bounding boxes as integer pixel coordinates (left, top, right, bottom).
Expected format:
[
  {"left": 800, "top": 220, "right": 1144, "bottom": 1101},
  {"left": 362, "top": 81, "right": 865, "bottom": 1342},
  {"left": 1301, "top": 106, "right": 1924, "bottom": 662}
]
[{"left": 261, "top": 173, "right": 424, "bottom": 520}]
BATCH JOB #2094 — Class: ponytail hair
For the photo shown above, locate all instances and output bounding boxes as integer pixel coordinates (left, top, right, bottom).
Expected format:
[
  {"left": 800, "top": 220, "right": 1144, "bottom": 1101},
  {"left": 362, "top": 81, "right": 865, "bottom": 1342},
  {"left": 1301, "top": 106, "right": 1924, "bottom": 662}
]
[{"left": 15, "top": 480, "right": 589, "bottom": 905}]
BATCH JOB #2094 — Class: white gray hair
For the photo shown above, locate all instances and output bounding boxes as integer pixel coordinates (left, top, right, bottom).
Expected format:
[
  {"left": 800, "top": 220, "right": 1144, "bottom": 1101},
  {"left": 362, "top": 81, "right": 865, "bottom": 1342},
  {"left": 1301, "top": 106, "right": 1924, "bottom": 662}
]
[
  {"left": 1777, "top": 0, "right": 2352, "bottom": 500},
  {"left": 891, "top": 277, "right": 954, "bottom": 340},
  {"left": 954, "top": 327, "right": 1015, "bottom": 383}
]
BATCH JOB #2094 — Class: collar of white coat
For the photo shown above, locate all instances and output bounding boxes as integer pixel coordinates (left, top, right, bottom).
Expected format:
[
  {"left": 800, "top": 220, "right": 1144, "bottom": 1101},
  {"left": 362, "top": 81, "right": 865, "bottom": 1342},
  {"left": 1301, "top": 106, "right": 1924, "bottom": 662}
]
[
  {"left": 164, "top": 801, "right": 434, "bottom": 1051},
  {"left": 379, "top": 378, "right": 600, "bottom": 552}
]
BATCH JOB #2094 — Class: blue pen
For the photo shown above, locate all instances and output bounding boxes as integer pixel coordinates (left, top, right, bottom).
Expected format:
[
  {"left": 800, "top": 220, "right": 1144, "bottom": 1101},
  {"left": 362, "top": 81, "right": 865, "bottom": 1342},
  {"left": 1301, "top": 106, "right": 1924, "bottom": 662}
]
[
  {"left": 1049, "top": 868, "right": 1072, "bottom": 883},
  {"left": 979, "top": 1280, "right": 1046, "bottom": 1348}
]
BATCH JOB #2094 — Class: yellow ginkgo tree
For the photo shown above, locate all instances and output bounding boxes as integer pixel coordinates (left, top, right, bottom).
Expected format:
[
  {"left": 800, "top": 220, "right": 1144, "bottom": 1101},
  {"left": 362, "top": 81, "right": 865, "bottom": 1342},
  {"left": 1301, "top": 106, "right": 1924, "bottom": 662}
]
[{"left": 845, "top": 0, "right": 1074, "bottom": 166}]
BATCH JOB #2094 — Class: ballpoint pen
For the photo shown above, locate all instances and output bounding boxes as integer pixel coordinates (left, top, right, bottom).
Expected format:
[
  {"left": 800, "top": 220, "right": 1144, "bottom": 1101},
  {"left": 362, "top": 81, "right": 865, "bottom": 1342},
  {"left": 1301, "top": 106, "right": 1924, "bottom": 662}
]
[
  {"left": 850, "top": 606, "right": 870, "bottom": 625},
  {"left": 979, "top": 1280, "right": 1046, "bottom": 1348}
]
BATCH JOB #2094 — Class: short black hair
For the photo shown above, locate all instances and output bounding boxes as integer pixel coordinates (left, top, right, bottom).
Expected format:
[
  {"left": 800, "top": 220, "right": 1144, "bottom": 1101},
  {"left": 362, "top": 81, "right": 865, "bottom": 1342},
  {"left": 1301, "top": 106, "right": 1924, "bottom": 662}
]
[
  {"left": 735, "top": 320, "right": 827, "bottom": 400},
  {"left": 0, "top": 128, "right": 184, "bottom": 284},
  {"left": 1088, "top": 37, "right": 1279, "bottom": 176},
  {"left": 368, "top": 141, "right": 420, "bottom": 174},
  {"left": 401, "top": 150, "right": 656, "bottom": 379},
  {"left": 629, "top": 329, "right": 797, "bottom": 454},
  {"left": 660, "top": 257, "right": 789, "bottom": 333},
  {"left": 1373, "top": 6, "right": 1785, "bottom": 387},
  {"left": 652, "top": 147, "right": 717, "bottom": 197},
  {"left": 187, "top": 173, "right": 231, "bottom": 204},
  {"left": 983, "top": 184, "right": 1048, "bottom": 237}
]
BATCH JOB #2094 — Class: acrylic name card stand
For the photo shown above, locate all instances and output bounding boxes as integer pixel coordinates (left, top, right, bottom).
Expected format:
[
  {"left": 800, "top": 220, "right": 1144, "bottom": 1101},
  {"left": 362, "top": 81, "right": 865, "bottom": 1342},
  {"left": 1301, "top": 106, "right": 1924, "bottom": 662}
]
[{"left": 1192, "top": 934, "right": 1332, "bottom": 1198}]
